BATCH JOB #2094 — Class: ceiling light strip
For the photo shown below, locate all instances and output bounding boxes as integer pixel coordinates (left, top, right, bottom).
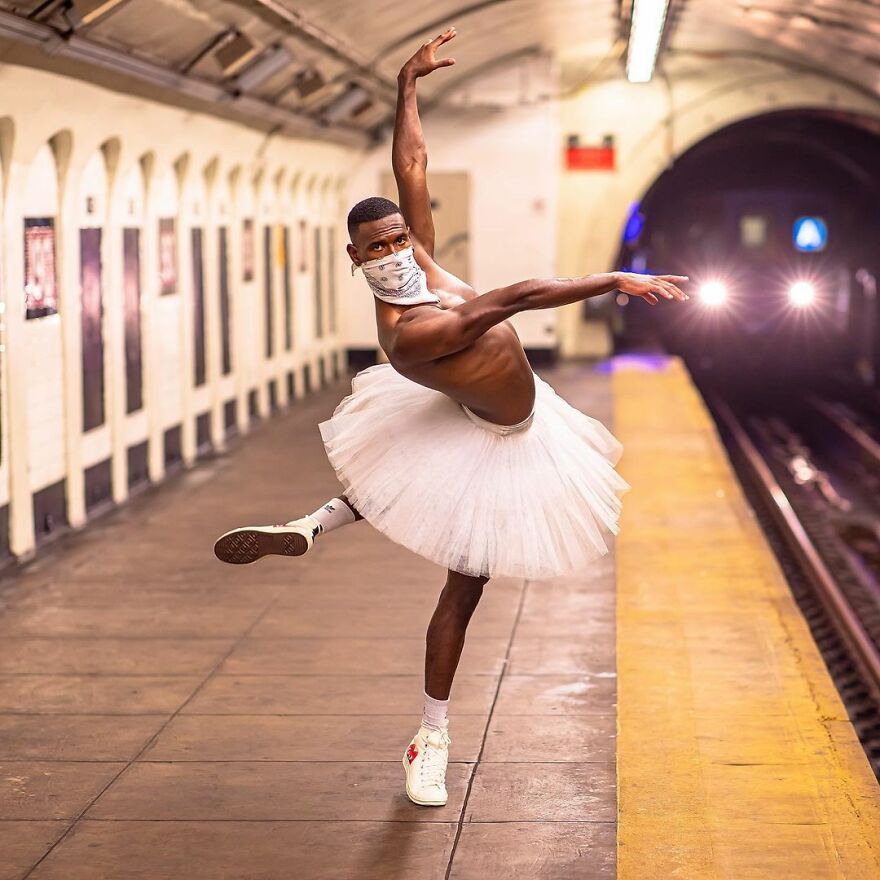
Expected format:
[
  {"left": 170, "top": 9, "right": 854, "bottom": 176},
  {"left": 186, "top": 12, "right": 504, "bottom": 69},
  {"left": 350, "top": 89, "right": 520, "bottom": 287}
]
[{"left": 626, "top": 0, "right": 671, "bottom": 83}]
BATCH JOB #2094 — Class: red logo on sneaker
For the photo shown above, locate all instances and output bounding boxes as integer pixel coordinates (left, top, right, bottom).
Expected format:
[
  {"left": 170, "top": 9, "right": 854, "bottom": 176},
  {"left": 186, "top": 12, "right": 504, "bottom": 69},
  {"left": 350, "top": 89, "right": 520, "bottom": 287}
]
[{"left": 406, "top": 744, "right": 419, "bottom": 764}]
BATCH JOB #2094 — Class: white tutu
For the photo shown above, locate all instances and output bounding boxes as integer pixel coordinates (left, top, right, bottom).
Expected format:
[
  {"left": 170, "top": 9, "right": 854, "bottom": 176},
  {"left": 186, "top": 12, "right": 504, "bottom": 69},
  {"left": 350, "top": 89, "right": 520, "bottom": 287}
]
[{"left": 318, "top": 363, "right": 630, "bottom": 580}]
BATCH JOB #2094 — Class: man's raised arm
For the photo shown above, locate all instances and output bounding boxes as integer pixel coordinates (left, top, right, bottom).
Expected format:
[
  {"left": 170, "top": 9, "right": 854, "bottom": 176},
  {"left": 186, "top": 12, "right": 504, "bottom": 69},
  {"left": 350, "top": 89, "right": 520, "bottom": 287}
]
[{"left": 393, "top": 28, "right": 457, "bottom": 258}]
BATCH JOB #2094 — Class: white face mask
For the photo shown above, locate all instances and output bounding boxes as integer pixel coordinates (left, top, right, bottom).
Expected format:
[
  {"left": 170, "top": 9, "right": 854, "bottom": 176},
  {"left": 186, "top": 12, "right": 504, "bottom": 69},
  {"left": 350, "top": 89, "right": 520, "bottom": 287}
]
[{"left": 354, "top": 246, "right": 440, "bottom": 306}]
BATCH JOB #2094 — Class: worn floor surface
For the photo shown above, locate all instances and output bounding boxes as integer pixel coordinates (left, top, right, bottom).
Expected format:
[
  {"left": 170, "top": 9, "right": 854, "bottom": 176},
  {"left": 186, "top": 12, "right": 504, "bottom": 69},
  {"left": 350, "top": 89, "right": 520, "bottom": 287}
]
[{"left": 0, "top": 363, "right": 617, "bottom": 880}]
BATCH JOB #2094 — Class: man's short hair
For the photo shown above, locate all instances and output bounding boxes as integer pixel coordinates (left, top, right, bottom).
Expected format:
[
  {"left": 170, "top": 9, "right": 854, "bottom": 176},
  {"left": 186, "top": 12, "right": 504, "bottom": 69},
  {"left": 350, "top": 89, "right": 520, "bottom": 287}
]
[{"left": 347, "top": 196, "right": 401, "bottom": 240}]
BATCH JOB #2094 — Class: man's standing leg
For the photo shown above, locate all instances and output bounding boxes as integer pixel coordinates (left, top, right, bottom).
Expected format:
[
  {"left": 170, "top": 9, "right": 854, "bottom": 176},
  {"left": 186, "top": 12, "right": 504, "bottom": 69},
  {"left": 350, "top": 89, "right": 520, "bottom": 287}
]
[
  {"left": 403, "top": 569, "right": 488, "bottom": 806},
  {"left": 425, "top": 570, "right": 488, "bottom": 705}
]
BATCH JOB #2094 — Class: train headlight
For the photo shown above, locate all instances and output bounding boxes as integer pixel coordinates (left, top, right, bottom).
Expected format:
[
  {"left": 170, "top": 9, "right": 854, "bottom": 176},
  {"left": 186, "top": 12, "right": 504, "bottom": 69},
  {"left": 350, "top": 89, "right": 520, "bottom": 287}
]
[
  {"left": 788, "top": 281, "right": 816, "bottom": 307},
  {"left": 699, "top": 281, "right": 727, "bottom": 307}
]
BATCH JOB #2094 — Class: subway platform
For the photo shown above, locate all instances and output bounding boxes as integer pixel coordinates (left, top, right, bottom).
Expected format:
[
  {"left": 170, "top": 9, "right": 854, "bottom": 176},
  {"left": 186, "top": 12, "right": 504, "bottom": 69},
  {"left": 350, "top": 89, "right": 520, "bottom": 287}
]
[{"left": 0, "top": 357, "right": 878, "bottom": 879}]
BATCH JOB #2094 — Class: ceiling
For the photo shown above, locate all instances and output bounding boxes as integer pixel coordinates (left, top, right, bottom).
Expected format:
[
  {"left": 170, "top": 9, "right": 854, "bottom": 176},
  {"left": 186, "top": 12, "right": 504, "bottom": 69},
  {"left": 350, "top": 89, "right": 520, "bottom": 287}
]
[{"left": 0, "top": 0, "right": 878, "bottom": 144}]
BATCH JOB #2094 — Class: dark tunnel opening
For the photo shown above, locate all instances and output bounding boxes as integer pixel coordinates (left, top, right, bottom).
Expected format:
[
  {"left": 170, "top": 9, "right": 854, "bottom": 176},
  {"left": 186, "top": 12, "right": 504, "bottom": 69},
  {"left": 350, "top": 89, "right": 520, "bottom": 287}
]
[{"left": 614, "top": 110, "right": 880, "bottom": 387}]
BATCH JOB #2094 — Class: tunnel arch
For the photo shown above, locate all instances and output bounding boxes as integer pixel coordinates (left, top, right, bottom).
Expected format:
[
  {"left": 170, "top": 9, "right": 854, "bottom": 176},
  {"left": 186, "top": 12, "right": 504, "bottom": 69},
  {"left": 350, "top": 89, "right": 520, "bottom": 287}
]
[
  {"left": 571, "top": 76, "right": 880, "bottom": 279},
  {"left": 613, "top": 108, "right": 880, "bottom": 265},
  {"left": 558, "top": 65, "right": 880, "bottom": 355},
  {"left": 610, "top": 108, "right": 880, "bottom": 383}
]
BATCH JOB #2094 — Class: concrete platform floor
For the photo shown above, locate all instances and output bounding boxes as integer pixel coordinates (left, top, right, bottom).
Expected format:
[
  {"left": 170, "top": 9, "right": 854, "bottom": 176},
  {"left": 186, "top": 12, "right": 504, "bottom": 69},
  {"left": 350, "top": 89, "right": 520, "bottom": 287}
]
[{"left": 0, "top": 364, "right": 618, "bottom": 880}]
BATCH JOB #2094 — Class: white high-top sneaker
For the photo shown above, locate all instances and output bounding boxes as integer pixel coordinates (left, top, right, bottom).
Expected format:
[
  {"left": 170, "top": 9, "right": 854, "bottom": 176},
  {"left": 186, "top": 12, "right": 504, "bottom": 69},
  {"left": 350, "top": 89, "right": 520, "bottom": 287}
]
[
  {"left": 402, "top": 725, "right": 451, "bottom": 807},
  {"left": 213, "top": 516, "right": 322, "bottom": 565}
]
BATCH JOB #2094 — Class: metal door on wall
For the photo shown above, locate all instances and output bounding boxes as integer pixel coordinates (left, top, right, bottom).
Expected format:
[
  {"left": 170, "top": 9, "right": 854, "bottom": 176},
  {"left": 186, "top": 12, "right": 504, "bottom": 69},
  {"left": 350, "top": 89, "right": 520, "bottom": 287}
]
[
  {"left": 282, "top": 226, "right": 293, "bottom": 351},
  {"left": 314, "top": 227, "right": 323, "bottom": 339},
  {"left": 191, "top": 227, "right": 206, "bottom": 387},
  {"left": 263, "top": 226, "right": 274, "bottom": 358},
  {"left": 80, "top": 227, "right": 104, "bottom": 432},
  {"left": 218, "top": 227, "right": 232, "bottom": 375},
  {"left": 123, "top": 228, "right": 143, "bottom": 413},
  {"left": 327, "top": 226, "right": 337, "bottom": 334},
  {"left": 381, "top": 171, "right": 471, "bottom": 282}
]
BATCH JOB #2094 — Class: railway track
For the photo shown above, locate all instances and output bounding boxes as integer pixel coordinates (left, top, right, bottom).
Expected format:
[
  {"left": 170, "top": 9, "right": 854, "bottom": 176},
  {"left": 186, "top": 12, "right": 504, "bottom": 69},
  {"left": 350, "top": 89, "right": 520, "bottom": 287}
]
[{"left": 706, "top": 391, "right": 880, "bottom": 777}]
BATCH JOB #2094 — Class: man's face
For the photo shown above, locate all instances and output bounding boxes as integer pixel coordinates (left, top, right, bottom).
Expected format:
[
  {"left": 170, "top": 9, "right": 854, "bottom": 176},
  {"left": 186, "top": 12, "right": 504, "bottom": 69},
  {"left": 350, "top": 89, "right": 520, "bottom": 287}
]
[{"left": 347, "top": 213, "right": 412, "bottom": 266}]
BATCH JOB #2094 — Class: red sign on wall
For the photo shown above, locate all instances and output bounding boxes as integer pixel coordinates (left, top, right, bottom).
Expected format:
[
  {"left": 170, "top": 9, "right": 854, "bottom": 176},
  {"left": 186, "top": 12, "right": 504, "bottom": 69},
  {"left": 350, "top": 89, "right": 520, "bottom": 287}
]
[{"left": 566, "top": 145, "right": 615, "bottom": 171}]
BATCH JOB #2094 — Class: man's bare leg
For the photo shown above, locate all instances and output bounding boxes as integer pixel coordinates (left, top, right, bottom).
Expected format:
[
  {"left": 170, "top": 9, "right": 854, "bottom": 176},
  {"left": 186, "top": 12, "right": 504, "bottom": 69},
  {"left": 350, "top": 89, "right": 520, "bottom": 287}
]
[
  {"left": 402, "top": 569, "right": 487, "bottom": 807},
  {"left": 424, "top": 570, "right": 488, "bottom": 702}
]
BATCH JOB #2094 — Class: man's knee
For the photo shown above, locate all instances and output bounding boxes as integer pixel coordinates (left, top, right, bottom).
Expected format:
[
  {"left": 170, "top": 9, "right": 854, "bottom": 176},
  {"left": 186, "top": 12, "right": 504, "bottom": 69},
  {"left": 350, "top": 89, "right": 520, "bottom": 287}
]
[{"left": 439, "top": 570, "right": 488, "bottom": 614}]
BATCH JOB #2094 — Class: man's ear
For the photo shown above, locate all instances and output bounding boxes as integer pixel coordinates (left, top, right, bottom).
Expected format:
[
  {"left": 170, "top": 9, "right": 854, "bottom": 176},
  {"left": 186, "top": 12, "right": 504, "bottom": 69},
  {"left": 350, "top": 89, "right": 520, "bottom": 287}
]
[{"left": 346, "top": 242, "right": 360, "bottom": 267}]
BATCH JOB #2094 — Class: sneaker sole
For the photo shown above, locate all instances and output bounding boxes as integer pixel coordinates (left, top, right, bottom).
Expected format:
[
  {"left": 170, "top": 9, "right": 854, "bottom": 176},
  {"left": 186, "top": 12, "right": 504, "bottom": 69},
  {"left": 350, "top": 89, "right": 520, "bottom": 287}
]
[
  {"left": 213, "top": 528, "right": 309, "bottom": 565},
  {"left": 402, "top": 755, "right": 448, "bottom": 807}
]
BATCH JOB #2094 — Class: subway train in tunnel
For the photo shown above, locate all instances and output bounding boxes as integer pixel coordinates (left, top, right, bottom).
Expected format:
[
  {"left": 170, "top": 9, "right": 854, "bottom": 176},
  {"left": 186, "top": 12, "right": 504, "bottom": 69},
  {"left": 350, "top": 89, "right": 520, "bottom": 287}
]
[{"left": 614, "top": 111, "right": 880, "bottom": 386}]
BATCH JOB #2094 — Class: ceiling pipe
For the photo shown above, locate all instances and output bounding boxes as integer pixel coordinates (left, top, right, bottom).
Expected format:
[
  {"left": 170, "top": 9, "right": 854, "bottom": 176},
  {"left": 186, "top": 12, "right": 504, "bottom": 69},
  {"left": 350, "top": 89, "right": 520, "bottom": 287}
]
[
  {"left": 0, "top": 8, "right": 367, "bottom": 148},
  {"left": 223, "top": 0, "right": 398, "bottom": 104}
]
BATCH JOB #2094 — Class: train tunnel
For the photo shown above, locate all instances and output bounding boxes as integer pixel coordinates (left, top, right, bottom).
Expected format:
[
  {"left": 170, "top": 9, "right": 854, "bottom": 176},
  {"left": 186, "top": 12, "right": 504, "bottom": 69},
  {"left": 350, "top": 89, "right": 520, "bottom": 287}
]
[
  {"left": 615, "top": 110, "right": 880, "bottom": 384},
  {"left": 0, "top": 2, "right": 879, "bottom": 878}
]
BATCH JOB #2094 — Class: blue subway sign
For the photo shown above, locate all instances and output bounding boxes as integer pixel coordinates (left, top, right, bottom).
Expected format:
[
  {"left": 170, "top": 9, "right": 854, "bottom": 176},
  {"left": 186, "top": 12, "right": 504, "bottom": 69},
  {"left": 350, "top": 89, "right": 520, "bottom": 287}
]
[{"left": 793, "top": 216, "right": 828, "bottom": 252}]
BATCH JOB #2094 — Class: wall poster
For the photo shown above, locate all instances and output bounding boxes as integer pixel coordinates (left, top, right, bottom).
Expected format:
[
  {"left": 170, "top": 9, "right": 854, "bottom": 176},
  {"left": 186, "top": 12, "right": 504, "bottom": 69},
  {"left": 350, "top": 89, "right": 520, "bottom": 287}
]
[
  {"left": 242, "top": 218, "right": 255, "bottom": 282},
  {"left": 298, "top": 219, "right": 308, "bottom": 272},
  {"left": 24, "top": 218, "right": 58, "bottom": 319},
  {"left": 158, "top": 217, "right": 177, "bottom": 295}
]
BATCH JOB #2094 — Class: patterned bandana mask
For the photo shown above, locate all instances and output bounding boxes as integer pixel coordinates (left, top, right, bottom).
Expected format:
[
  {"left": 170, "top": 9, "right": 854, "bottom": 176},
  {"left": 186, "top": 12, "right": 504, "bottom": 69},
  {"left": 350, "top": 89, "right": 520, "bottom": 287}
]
[{"left": 355, "top": 246, "right": 440, "bottom": 306}]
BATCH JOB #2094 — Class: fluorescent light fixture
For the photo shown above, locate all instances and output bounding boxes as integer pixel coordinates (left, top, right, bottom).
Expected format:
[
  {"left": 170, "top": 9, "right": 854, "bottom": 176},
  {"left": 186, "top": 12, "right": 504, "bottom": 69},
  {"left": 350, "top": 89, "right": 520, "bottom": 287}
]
[
  {"left": 234, "top": 45, "right": 292, "bottom": 92},
  {"left": 626, "top": 0, "right": 671, "bottom": 83},
  {"left": 699, "top": 281, "right": 727, "bottom": 307},
  {"left": 71, "top": 0, "right": 128, "bottom": 25},
  {"left": 322, "top": 84, "right": 371, "bottom": 124}
]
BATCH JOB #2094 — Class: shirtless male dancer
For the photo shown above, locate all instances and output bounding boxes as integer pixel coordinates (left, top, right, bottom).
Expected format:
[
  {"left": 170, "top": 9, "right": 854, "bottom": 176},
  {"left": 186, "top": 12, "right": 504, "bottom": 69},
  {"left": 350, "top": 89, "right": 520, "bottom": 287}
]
[{"left": 214, "top": 27, "right": 688, "bottom": 807}]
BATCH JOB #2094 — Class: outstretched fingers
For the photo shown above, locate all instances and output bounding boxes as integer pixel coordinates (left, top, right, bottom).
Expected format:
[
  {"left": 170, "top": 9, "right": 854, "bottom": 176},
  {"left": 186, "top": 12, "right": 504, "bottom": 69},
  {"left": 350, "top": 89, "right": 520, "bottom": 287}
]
[
  {"left": 434, "top": 27, "right": 457, "bottom": 46},
  {"left": 430, "top": 27, "right": 456, "bottom": 67},
  {"left": 655, "top": 277, "right": 689, "bottom": 301}
]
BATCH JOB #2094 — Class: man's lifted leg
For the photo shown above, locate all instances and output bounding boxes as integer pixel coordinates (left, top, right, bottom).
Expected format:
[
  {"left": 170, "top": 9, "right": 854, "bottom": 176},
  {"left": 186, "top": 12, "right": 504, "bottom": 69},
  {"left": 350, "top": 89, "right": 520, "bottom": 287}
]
[{"left": 213, "top": 494, "right": 363, "bottom": 564}]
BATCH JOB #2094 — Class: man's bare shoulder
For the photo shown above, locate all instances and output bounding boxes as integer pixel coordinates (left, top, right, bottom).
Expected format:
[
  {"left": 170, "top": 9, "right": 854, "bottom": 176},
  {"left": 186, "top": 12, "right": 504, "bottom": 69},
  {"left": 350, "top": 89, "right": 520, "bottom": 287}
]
[{"left": 411, "top": 237, "right": 478, "bottom": 303}]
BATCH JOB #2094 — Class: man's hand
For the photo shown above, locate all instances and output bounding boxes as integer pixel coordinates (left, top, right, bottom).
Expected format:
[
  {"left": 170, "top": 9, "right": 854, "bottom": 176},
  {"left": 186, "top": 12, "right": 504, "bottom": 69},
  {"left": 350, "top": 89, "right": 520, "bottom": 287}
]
[
  {"left": 615, "top": 272, "right": 689, "bottom": 305},
  {"left": 399, "top": 27, "right": 457, "bottom": 81}
]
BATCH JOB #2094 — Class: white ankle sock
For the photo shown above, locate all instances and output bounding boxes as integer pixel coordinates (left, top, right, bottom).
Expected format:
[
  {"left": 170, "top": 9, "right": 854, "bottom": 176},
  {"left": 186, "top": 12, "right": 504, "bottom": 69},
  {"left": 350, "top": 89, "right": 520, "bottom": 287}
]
[
  {"left": 422, "top": 691, "right": 449, "bottom": 731},
  {"left": 305, "top": 498, "right": 356, "bottom": 535}
]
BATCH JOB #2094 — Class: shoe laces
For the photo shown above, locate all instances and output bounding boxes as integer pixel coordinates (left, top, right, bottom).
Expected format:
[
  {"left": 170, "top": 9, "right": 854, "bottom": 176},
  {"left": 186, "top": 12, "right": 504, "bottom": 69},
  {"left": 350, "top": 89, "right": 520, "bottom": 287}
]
[{"left": 419, "top": 728, "right": 451, "bottom": 788}]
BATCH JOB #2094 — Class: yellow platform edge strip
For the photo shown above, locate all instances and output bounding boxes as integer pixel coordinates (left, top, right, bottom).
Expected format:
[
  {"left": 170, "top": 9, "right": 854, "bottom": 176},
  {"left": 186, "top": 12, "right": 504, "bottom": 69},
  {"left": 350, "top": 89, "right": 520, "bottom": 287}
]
[{"left": 613, "top": 355, "right": 880, "bottom": 879}]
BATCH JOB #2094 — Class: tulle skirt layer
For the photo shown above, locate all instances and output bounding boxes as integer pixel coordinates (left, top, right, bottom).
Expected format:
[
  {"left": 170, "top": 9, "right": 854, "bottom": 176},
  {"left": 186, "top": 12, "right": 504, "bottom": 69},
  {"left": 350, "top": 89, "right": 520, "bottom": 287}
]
[{"left": 318, "top": 363, "right": 630, "bottom": 580}]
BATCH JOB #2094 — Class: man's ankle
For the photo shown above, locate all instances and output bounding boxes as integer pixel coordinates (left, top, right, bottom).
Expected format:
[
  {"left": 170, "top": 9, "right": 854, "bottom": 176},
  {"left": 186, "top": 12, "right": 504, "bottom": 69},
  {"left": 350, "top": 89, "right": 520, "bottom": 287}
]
[
  {"left": 285, "top": 498, "right": 355, "bottom": 536},
  {"left": 421, "top": 691, "right": 450, "bottom": 731}
]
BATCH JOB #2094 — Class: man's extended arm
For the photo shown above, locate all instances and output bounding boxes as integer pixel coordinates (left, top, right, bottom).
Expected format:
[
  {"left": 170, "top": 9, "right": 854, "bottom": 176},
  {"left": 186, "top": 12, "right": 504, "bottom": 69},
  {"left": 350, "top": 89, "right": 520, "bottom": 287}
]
[
  {"left": 391, "top": 272, "right": 688, "bottom": 365},
  {"left": 392, "top": 29, "right": 457, "bottom": 257}
]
